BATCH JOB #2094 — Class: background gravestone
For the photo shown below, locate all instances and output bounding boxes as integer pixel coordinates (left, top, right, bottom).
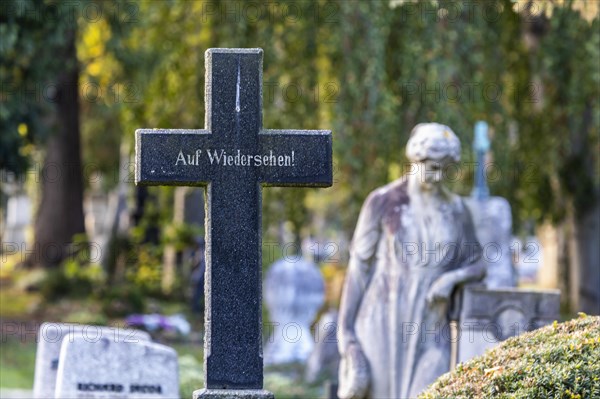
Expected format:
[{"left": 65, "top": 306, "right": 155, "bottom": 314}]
[
  {"left": 264, "top": 257, "right": 325, "bottom": 365},
  {"left": 453, "top": 122, "right": 560, "bottom": 365},
  {"left": 33, "top": 323, "right": 150, "bottom": 399},
  {"left": 456, "top": 285, "right": 560, "bottom": 363},
  {"left": 3, "top": 192, "right": 31, "bottom": 248},
  {"left": 465, "top": 121, "right": 516, "bottom": 288},
  {"left": 54, "top": 335, "right": 178, "bottom": 399},
  {"left": 465, "top": 196, "right": 516, "bottom": 288}
]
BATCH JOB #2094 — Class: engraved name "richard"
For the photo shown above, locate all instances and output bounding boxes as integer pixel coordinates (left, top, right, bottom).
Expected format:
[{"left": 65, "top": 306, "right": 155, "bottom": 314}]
[{"left": 175, "top": 149, "right": 296, "bottom": 167}]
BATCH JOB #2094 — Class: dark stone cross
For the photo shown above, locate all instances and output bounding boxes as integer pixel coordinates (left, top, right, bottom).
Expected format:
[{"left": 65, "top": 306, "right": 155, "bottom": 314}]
[{"left": 135, "top": 48, "right": 332, "bottom": 398}]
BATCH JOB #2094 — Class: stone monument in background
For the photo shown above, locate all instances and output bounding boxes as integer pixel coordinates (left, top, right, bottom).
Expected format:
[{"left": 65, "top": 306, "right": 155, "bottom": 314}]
[
  {"left": 337, "top": 123, "right": 487, "bottom": 399},
  {"left": 2, "top": 178, "right": 31, "bottom": 254},
  {"left": 464, "top": 121, "right": 516, "bottom": 288},
  {"left": 456, "top": 121, "right": 560, "bottom": 364},
  {"left": 264, "top": 256, "right": 325, "bottom": 365}
]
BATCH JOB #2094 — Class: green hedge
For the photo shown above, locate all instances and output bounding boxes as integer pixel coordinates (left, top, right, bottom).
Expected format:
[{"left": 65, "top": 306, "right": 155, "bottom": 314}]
[{"left": 419, "top": 316, "right": 600, "bottom": 399}]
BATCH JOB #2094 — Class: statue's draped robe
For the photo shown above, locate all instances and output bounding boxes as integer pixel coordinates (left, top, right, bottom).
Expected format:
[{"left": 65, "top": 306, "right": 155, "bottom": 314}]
[{"left": 349, "top": 178, "right": 481, "bottom": 398}]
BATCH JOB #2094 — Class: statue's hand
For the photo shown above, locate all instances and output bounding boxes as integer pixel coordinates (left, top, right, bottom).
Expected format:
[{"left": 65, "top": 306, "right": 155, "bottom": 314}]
[
  {"left": 426, "top": 275, "right": 455, "bottom": 305},
  {"left": 338, "top": 343, "right": 370, "bottom": 399}
]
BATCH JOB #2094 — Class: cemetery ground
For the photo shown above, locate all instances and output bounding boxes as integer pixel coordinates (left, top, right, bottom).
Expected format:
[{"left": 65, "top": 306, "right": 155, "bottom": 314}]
[
  {"left": 3, "top": 259, "right": 597, "bottom": 399},
  {"left": 0, "top": 253, "right": 327, "bottom": 398},
  {"left": 4, "top": 271, "right": 598, "bottom": 399}
]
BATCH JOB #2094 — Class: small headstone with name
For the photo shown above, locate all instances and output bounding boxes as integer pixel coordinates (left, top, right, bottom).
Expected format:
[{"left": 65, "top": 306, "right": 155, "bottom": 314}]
[
  {"left": 54, "top": 335, "right": 178, "bottom": 399},
  {"left": 33, "top": 323, "right": 150, "bottom": 399},
  {"left": 264, "top": 257, "right": 325, "bottom": 365}
]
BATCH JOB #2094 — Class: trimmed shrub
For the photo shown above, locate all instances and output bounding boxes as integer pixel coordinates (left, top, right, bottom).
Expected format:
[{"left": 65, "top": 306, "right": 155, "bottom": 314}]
[{"left": 419, "top": 315, "right": 600, "bottom": 399}]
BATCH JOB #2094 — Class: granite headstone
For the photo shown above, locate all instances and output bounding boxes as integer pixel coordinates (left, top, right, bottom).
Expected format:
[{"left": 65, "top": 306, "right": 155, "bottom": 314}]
[{"left": 135, "top": 48, "right": 332, "bottom": 398}]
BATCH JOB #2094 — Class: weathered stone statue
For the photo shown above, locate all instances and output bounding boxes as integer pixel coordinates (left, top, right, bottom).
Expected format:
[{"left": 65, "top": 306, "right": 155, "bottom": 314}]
[{"left": 337, "top": 123, "right": 486, "bottom": 398}]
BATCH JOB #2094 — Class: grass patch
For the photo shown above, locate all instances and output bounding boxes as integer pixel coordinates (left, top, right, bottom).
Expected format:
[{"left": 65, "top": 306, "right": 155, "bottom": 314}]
[
  {"left": 0, "top": 287, "right": 41, "bottom": 320},
  {"left": 0, "top": 330, "right": 325, "bottom": 397},
  {"left": 419, "top": 315, "right": 600, "bottom": 399},
  {"left": 0, "top": 335, "right": 36, "bottom": 389},
  {"left": 265, "top": 371, "right": 323, "bottom": 398},
  {"left": 173, "top": 343, "right": 324, "bottom": 398}
]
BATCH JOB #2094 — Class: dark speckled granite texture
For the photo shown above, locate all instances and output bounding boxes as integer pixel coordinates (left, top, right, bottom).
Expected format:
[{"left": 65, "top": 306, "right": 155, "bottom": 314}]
[{"left": 135, "top": 48, "right": 332, "bottom": 395}]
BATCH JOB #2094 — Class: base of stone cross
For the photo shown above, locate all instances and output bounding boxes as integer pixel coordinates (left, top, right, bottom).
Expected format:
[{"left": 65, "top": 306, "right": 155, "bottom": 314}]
[{"left": 193, "top": 389, "right": 275, "bottom": 399}]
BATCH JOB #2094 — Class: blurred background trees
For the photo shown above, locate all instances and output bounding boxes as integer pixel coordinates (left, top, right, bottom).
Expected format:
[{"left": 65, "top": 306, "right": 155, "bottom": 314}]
[{"left": 1, "top": 0, "right": 598, "bottom": 312}]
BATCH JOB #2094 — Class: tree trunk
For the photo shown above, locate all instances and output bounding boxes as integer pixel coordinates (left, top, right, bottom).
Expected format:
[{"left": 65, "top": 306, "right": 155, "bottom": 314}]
[{"left": 31, "top": 29, "right": 85, "bottom": 267}]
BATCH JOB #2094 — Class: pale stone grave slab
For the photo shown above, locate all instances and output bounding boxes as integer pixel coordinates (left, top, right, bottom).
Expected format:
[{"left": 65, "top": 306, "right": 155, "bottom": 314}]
[
  {"left": 457, "top": 285, "right": 560, "bottom": 363},
  {"left": 467, "top": 121, "right": 516, "bottom": 288},
  {"left": 465, "top": 196, "right": 516, "bottom": 288},
  {"left": 33, "top": 323, "right": 150, "bottom": 399},
  {"left": 135, "top": 48, "right": 332, "bottom": 398},
  {"left": 4, "top": 193, "right": 31, "bottom": 247},
  {"left": 54, "top": 335, "right": 178, "bottom": 399},
  {"left": 264, "top": 257, "right": 324, "bottom": 365}
]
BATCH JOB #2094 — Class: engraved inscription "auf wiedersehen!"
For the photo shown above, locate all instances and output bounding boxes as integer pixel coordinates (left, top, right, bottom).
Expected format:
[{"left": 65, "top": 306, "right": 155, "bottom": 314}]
[{"left": 175, "top": 149, "right": 296, "bottom": 167}]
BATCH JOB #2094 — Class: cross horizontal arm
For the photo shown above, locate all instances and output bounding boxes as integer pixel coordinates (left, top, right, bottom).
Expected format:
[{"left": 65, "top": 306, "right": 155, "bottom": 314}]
[
  {"left": 258, "top": 129, "right": 332, "bottom": 187},
  {"left": 135, "top": 128, "right": 333, "bottom": 188},
  {"left": 135, "top": 129, "right": 211, "bottom": 186}
]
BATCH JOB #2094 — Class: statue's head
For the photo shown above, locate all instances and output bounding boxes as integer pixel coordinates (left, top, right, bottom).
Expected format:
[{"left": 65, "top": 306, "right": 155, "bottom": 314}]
[{"left": 406, "top": 123, "right": 461, "bottom": 189}]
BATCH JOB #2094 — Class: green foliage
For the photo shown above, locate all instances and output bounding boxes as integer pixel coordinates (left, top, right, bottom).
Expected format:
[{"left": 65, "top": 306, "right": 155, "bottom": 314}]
[
  {"left": 530, "top": 3, "right": 600, "bottom": 220},
  {"left": 100, "top": 0, "right": 598, "bottom": 237},
  {"left": 125, "top": 197, "right": 202, "bottom": 297},
  {"left": 333, "top": 0, "right": 396, "bottom": 232},
  {"left": 264, "top": 371, "right": 323, "bottom": 398},
  {"left": 179, "top": 354, "right": 204, "bottom": 396},
  {"left": 419, "top": 315, "right": 600, "bottom": 398},
  {"left": 39, "top": 235, "right": 106, "bottom": 301},
  {"left": 162, "top": 222, "right": 203, "bottom": 251},
  {"left": 0, "top": 0, "right": 78, "bottom": 174},
  {"left": 124, "top": 243, "right": 163, "bottom": 295},
  {"left": 0, "top": 335, "right": 37, "bottom": 389},
  {"left": 0, "top": 283, "right": 41, "bottom": 319},
  {"left": 99, "top": 284, "right": 146, "bottom": 317},
  {"left": 63, "top": 309, "right": 108, "bottom": 325},
  {"left": 3, "top": 0, "right": 598, "bottom": 268},
  {"left": 40, "top": 267, "right": 92, "bottom": 301}
]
